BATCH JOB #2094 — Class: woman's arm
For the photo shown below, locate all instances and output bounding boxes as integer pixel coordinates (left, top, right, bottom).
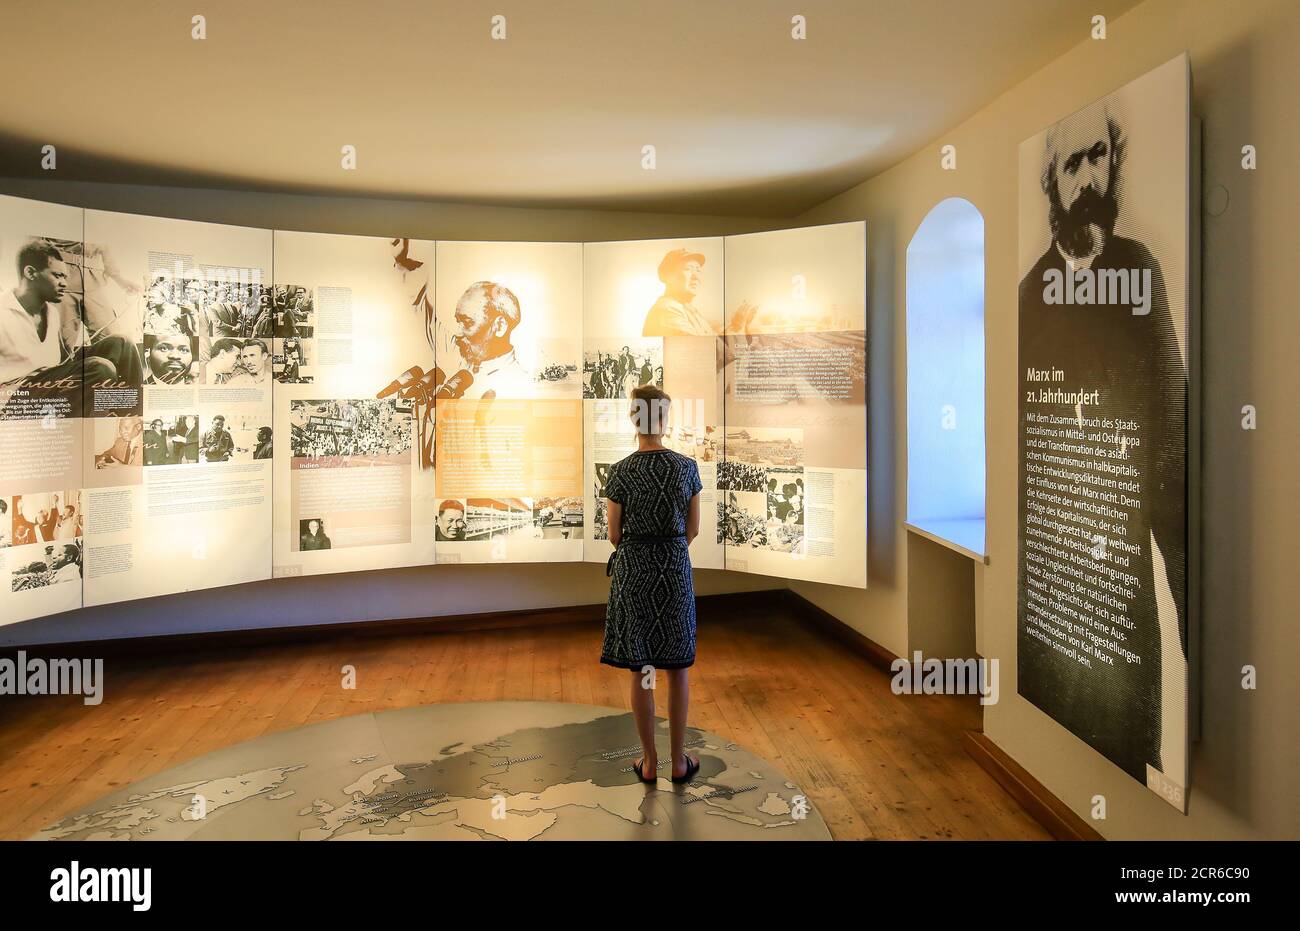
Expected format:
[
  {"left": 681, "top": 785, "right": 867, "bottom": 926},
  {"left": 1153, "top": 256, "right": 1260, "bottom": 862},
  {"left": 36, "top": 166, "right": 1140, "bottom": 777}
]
[
  {"left": 685, "top": 492, "right": 700, "bottom": 545},
  {"left": 606, "top": 499, "right": 622, "bottom": 546}
]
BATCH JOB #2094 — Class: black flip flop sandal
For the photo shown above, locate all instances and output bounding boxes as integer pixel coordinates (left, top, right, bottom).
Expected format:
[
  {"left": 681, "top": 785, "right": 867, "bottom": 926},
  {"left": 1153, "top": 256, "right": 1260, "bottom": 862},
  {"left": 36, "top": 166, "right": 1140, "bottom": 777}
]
[
  {"left": 632, "top": 758, "right": 657, "bottom": 784},
  {"left": 671, "top": 755, "right": 700, "bottom": 784}
]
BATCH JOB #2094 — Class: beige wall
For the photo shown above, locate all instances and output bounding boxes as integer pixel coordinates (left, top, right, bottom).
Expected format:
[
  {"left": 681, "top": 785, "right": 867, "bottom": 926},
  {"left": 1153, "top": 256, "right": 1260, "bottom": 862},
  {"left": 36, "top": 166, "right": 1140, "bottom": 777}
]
[
  {"left": 0, "top": 179, "right": 785, "bottom": 648},
  {"left": 792, "top": 0, "right": 1299, "bottom": 839}
]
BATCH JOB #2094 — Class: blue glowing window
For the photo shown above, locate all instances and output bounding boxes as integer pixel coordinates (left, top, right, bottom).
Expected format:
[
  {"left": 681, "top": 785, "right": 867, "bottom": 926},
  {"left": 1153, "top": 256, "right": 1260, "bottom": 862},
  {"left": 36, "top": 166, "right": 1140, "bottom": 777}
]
[{"left": 905, "top": 198, "right": 986, "bottom": 559}]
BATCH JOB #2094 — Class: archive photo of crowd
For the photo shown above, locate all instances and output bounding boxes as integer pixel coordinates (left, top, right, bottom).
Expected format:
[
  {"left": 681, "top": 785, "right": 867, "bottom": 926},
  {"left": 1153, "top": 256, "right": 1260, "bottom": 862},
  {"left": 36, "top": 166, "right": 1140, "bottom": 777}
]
[
  {"left": 717, "top": 460, "right": 768, "bottom": 492},
  {"left": 718, "top": 426, "right": 804, "bottom": 493},
  {"left": 289, "top": 398, "right": 412, "bottom": 462},
  {"left": 718, "top": 473, "right": 805, "bottom": 554},
  {"left": 144, "top": 275, "right": 267, "bottom": 340}
]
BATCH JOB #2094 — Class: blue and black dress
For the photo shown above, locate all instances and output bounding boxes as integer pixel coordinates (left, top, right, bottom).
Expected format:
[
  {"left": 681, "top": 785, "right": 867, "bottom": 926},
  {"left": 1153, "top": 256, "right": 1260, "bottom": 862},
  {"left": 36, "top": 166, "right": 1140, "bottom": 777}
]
[{"left": 601, "top": 448, "right": 703, "bottom": 670}]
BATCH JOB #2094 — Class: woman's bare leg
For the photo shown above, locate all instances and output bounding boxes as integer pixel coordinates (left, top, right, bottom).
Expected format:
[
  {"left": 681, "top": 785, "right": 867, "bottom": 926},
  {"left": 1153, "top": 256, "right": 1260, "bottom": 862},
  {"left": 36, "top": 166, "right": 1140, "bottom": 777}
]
[
  {"left": 630, "top": 666, "right": 657, "bottom": 777},
  {"left": 667, "top": 667, "right": 694, "bottom": 778}
]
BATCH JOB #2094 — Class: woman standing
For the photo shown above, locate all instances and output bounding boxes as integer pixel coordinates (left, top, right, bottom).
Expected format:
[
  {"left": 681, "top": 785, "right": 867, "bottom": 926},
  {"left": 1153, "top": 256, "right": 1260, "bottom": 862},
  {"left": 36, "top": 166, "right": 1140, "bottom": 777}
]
[{"left": 602, "top": 385, "right": 702, "bottom": 784}]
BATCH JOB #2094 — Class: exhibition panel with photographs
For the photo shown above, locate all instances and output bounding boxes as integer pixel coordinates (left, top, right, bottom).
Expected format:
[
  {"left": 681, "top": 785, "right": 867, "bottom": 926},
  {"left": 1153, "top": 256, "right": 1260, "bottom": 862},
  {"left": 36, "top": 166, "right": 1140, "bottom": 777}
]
[
  {"left": 432, "top": 240, "right": 585, "bottom": 566},
  {"left": 0, "top": 199, "right": 870, "bottom": 632},
  {"left": 271, "top": 231, "right": 436, "bottom": 579}
]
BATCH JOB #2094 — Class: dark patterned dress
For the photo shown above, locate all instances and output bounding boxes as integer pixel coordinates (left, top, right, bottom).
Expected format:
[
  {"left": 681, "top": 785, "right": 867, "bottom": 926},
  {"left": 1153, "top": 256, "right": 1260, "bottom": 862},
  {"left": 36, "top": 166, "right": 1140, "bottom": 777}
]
[{"left": 601, "top": 448, "right": 703, "bottom": 669}]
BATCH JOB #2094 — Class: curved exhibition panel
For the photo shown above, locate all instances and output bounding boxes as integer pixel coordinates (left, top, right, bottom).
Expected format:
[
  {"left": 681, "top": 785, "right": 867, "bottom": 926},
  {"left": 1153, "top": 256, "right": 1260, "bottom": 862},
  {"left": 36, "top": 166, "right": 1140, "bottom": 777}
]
[{"left": 0, "top": 195, "right": 868, "bottom": 633}]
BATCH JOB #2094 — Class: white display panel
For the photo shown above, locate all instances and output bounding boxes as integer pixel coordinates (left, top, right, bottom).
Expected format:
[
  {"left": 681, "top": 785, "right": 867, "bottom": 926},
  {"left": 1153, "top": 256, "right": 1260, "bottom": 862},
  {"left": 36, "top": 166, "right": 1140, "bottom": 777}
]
[
  {"left": 80, "top": 209, "right": 273, "bottom": 607},
  {"left": 2, "top": 206, "right": 872, "bottom": 632},
  {"left": 581, "top": 237, "right": 724, "bottom": 570},
  {"left": 271, "top": 232, "right": 436, "bottom": 578},
  {"left": 432, "top": 241, "right": 584, "bottom": 565},
  {"left": 0, "top": 195, "right": 86, "bottom": 626},
  {"left": 721, "top": 222, "right": 868, "bottom": 588}
]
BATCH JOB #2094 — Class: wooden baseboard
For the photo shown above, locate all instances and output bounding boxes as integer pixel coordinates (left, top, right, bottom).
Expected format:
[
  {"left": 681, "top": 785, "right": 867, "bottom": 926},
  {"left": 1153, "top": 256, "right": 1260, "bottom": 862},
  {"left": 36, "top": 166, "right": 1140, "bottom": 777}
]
[
  {"left": 962, "top": 731, "right": 1104, "bottom": 841},
  {"left": 778, "top": 588, "right": 899, "bottom": 672},
  {"left": 4, "top": 587, "right": 784, "bottom": 660}
]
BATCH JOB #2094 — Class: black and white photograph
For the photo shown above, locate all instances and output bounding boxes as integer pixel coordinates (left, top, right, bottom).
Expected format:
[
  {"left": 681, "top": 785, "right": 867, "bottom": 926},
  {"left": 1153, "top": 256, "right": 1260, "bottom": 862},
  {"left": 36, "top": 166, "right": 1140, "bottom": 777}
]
[
  {"left": 92, "top": 415, "right": 143, "bottom": 470},
  {"left": 10, "top": 540, "right": 83, "bottom": 592},
  {"left": 766, "top": 467, "right": 805, "bottom": 527},
  {"left": 1016, "top": 56, "right": 1189, "bottom": 808},
  {"left": 289, "top": 398, "right": 412, "bottom": 461},
  {"left": 583, "top": 339, "right": 663, "bottom": 399},
  {"left": 533, "top": 495, "right": 583, "bottom": 540},
  {"left": 0, "top": 236, "right": 145, "bottom": 421},
  {"left": 205, "top": 336, "right": 272, "bottom": 385},
  {"left": 272, "top": 284, "right": 315, "bottom": 338},
  {"left": 141, "top": 273, "right": 193, "bottom": 335},
  {"left": 252, "top": 424, "right": 274, "bottom": 460},
  {"left": 434, "top": 499, "right": 467, "bottom": 542},
  {"left": 764, "top": 496, "right": 806, "bottom": 554},
  {"left": 592, "top": 462, "right": 614, "bottom": 540},
  {"left": 204, "top": 280, "right": 271, "bottom": 339},
  {"left": 723, "top": 426, "right": 804, "bottom": 467},
  {"left": 142, "top": 414, "right": 200, "bottom": 466},
  {"left": 141, "top": 334, "right": 199, "bottom": 386},
  {"left": 718, "top": 490, "right": 769, "bottom": 549},
  {"left": 720, "top": 428, "right": 805, "bottom": 507},
  {"left": 0, "top": 237, "right": 86, "bottom": 403},
  {"left": 144, "top": 276, "right": 210, "bottom": 336},
  {"left": 206, "top": 336, "right": 271, "bottom": 386},
  {"left": 664, "top": 424, "right": 718, "bottom": 462},
  {"left": 533, "top": 339, "right": 580, "bottom": 393},
  {"left": 0, "top": 497, "right": 9, "bottom": 547},
  {"left": 463, "top": 497, "right": 533, "bottom": 541},
  {"left": 273, "top": 336, "right": 314, "bottom": 384},
  {"left": 144, "top": 275, "right": 267, "bottom": 339},
  {"left": 717, "top": 460, "right": 766, "bottom": 492},
  {"left": 198, "top": 413, "right": 236, "bottom": 463},
  {"left": 197, "top": 411, "right": 270, "bottom": 462},
  {"left": 299, "top": 517, "right": 331, "bottom": 551}
]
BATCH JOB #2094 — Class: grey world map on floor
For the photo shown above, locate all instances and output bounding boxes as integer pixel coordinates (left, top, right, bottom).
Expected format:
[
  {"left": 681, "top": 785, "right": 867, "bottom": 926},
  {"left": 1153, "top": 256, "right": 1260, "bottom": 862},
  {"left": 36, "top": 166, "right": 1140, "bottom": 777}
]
[{"left": 35, "top": 701, "right": 831, "bottom": 841}]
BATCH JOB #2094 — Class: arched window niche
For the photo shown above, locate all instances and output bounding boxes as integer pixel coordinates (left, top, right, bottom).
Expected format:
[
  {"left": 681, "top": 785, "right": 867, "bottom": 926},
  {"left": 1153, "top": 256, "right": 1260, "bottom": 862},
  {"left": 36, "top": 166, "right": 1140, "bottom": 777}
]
[{"left": 904, "top": 197, "right": 987, "bottom": 561}]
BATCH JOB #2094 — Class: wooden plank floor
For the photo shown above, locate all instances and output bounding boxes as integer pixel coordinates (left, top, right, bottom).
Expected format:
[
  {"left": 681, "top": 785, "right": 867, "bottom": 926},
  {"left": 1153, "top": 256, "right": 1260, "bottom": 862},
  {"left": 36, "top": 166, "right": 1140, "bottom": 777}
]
[{"left": 0, "top": 603, "right": 1050, "bottom": 840}]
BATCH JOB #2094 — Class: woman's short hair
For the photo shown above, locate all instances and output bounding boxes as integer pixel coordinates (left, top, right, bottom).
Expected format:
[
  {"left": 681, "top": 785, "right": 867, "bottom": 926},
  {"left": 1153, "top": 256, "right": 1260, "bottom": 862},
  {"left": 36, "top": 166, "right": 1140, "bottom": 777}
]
[{"left": 629, "top": 384, "right": 671, "bottom": 436}]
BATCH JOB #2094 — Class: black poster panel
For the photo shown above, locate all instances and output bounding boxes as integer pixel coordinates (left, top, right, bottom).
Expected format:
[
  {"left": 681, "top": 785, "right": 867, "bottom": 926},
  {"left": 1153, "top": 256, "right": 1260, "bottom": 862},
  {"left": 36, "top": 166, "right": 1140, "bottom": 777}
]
[{"left": 1016, "top": 55, "right": 1191, "bottom": 811}]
